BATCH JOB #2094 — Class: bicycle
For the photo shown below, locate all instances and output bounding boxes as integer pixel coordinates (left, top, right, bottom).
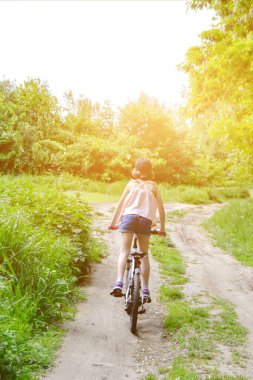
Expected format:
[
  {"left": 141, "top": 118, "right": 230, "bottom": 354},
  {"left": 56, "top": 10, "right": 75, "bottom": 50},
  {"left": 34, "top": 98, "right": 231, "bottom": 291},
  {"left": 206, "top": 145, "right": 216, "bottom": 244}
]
[{"left": 123, "top": 229, "right": 160, "bottom": 334}]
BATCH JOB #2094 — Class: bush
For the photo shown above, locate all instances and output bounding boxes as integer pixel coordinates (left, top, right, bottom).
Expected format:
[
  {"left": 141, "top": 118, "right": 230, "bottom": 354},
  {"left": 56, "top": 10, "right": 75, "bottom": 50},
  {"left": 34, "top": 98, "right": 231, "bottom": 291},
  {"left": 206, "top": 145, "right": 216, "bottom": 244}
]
[{"left": 0, "top": 175, "right": 102, "bottom": 378}]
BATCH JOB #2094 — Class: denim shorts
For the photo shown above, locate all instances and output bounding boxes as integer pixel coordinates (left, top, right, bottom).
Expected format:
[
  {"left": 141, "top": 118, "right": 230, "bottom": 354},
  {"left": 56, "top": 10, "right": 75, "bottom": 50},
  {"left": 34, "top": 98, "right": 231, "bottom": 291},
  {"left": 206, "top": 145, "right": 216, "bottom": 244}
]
[{"left": 119, "top": 214, "right": 152, "bottom": 236}]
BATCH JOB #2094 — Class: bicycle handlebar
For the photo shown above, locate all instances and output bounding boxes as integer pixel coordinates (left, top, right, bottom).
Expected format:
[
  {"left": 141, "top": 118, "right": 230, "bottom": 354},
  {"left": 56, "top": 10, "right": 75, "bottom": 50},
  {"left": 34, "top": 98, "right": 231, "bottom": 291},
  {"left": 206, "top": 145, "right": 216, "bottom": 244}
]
[{"left": 151, "top": 229, "right": 166, "bottom": 236}]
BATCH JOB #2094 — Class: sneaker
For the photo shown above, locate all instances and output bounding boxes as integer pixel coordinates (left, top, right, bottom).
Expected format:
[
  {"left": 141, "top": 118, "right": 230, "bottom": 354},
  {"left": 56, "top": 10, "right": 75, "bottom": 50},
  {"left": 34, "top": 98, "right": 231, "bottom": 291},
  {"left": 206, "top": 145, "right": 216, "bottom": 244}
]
[
  {"left": 142, "top": 288, "right": 151, "bottom": 303},
  {"left": 110, "top": 281, "right": 123, "bottom": 297}
]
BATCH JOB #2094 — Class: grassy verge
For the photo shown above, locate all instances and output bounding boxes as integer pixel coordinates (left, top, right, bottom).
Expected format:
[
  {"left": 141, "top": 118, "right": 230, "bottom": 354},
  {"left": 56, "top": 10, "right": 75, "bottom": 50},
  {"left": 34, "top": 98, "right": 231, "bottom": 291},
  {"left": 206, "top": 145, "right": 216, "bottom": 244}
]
[
  {"left": 0, "top": 176, "right": 104, "bottom": 379},
  {"left": 204, "top": 199, "right": 253, "bottom": 267},
  {"left": 147, "top": 235, "right": 249, "bottom": 380},
  {"left": 1, "top": 174, "right": 250, "bottom": 204},
  {"left": 159, "top": 184, "right": 250, "bottom": 204}
]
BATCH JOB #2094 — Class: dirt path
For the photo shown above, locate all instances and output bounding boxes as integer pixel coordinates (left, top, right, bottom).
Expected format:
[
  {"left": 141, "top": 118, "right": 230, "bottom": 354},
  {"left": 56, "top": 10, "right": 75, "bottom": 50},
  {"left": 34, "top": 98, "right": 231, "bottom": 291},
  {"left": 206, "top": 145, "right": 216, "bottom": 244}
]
[
  {"left": 169, "top": 203, "right": 253, "bottom": 377},
  {"left": 42, "top": 203, "right": 253, "bottom": 380},
  {"left": 42, "top": 203, "right": 167, "bottom": 380}
]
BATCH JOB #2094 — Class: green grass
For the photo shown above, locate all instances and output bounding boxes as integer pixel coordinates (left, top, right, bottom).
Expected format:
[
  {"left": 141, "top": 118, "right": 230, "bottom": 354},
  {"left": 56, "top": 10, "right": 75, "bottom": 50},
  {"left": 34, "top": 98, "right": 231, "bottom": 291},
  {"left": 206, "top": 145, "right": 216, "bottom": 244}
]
[
  {"left": 166, "top": 209, "right": 190, "bottom": 222},
  {"left": 159, "top": 285, "right": 184, "bottom": 302},
  {"left": 79, "top": 191, "right": 118, "bottom": 202},
  {"left": 151, "top": 236, "right": 187, "bottom": 285},
  {"left": 145, "top": 364, "right": 247, "bottom": 380},
  {"left": 169, "top": 297, "right": 247, "bottom": 362},
  {"left": 81, "top": 181, "right": 250, "bottom": 204},
  {"left": 204, "top": 199, "right": 253, "bottom": 267},
  {"left": 145, "top": 374, "right": 157, "bottom": 380},
  {"left": 1, "top": 174, "right": 250, "bottom": 204},
  {"left": 0, "top": 215, "right": 79, "bottom": 378},
  {"left": 163, "top": 357, "right": 200, "bottom": 379},
  {"left": 159, "top": 184, "right": 250, "bottom": 204},
  {"left": 150, "top": 230, "right": 249, "bottom": 380},
  {"left": 164, "top": 301, "right": 209, "bottom": 333},
  {"left": 212, "top": 299, "right": 247, "bottom": 346},
  {"left": 145, "top": 357, "right": 200, "bottom": 380},
  {"left": 0, "top": 175, "right": 104, "bottom": 379},
  {"left": 207, "top": 373, "right": 247, "bottom": 380}
]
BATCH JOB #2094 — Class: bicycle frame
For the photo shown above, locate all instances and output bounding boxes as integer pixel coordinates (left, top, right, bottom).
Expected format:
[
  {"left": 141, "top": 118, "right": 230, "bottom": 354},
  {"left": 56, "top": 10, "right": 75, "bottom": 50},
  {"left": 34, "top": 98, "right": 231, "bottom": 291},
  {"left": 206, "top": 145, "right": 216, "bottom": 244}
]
[
  {"left": 125, "top": 235, "right": 146, "bottom": 318},
  {"left": 123, "top": 230, "right": 159, "bottom": 333}
]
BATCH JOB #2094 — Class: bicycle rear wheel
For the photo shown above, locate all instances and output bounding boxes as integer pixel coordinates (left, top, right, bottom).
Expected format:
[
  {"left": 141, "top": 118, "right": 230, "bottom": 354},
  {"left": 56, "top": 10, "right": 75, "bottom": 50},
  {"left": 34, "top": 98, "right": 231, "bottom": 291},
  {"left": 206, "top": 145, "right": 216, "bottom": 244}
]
[
  {"left": 130, "top": 272, "right": 140, "bottom": 334},
  {"left": 125, "top": 258, "right": 131, "bottom": 291}
]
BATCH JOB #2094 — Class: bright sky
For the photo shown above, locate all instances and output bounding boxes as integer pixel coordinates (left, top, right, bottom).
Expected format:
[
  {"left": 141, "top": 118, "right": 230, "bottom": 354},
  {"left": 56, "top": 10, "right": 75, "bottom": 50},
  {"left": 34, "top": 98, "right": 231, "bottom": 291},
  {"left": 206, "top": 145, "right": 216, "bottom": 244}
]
[{"left": 0, "top": 0, "right": 213, "bottom": 108}]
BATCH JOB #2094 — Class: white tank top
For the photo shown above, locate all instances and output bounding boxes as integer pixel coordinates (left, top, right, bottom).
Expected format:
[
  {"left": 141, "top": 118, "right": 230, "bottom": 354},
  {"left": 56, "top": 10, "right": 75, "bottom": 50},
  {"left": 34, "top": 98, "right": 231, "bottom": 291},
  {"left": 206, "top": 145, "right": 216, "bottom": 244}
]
[{"left": 119, "top": 179, "right": 157, "bottom": 225}]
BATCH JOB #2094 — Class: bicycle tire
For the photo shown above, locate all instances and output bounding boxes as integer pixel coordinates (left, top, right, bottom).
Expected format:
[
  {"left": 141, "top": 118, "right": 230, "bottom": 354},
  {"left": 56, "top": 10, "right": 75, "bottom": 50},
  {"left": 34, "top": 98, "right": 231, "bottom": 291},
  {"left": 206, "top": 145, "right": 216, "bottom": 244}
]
[
  {"left": 125, "top": 259, "right": 131, "bottom": 291},
  {"left": 130, "top": 272, "right": 140, "bottom": 334}
]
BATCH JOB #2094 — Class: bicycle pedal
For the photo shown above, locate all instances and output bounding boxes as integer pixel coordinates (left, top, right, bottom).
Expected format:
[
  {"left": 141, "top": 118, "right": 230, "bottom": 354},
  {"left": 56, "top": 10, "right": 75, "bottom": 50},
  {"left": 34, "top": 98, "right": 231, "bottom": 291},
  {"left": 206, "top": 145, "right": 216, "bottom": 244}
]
[{"left": 110, "top": 289, "right": 124, "bottom": 297}]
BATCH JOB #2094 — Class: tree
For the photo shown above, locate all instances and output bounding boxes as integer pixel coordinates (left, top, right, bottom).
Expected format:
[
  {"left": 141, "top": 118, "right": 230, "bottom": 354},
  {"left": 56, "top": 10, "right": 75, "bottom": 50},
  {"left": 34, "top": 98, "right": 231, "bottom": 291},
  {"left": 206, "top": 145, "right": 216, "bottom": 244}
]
[
  {"left": 118, "top": 94, "right": 193, "bottom": 182},
  {"left": 180, "top": 0, "right": 253, "bottom": 181},
  {"left": 0, "top": 80, "right": 18, "bottom": 171},
  {"left": 63, "top": 91, "right": 115, "bottom": 137},
  {"left": 14, "top": 78, "right": 62, "bottom": 140},
  {"left": 189, "top": 0, "right": 253, "bottom": 38}
]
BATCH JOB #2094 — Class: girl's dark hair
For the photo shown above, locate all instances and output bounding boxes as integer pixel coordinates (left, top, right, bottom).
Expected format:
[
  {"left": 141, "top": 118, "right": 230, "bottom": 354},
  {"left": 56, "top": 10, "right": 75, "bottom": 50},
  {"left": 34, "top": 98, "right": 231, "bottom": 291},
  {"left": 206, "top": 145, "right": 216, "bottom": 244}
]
[{"left": 131, "top": 158, "right": 154, "bottom": 180}]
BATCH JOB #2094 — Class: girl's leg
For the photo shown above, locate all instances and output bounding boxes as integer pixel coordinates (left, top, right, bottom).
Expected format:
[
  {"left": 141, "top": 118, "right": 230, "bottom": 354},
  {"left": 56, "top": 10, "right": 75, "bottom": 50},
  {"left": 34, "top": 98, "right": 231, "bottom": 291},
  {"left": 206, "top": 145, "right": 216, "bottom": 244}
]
[
  {"left": 117, "top": 232, "right": 134, "bottom": 280},
  {"left": 137, "top": 234, "right": 150, "bottom": 285}
]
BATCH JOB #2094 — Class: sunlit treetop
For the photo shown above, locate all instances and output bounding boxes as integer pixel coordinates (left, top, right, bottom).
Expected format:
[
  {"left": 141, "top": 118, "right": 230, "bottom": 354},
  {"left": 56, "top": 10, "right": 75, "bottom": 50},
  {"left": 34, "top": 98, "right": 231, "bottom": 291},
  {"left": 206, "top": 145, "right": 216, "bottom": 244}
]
[
  {"left": 182, "top": 0, "right": 253, "bottom": 166},
  {"left": 188, "top": 0, "right": 253, "bottom": 38}
]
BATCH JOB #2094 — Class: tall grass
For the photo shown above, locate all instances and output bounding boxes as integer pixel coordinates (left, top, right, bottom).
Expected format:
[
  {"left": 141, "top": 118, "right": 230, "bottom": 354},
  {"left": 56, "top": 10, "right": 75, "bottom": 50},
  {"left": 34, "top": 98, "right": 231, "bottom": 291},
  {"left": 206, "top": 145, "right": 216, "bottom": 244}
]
[
  {"left": 0, "top": 212, "right": 80, "bottom": 378},
  {"left": 204, "top": 198, "right": 253, "bottom": 267},
  {"left": 2, "top": 174, "right": 250, "bottom": 204},
  {"left": 158, "top": 183, "right": 250, "bottom": 204},
  {"left": 0, "top": 176, "right": 103, "bottom": 378}
]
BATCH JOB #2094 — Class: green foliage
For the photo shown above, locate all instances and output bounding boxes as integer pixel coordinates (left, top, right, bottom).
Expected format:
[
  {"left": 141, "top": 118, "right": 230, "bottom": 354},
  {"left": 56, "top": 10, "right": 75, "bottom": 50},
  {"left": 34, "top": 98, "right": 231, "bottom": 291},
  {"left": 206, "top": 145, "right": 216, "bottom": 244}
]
[
  {"left": 15, "top": 78, "right": 61, "bottom": 139},
  {"left": 204, "top": 199, "right": 253, "bottom": 267},
  {"left": 181, "top": 0, "right": 253, "bottom": 183},
  {"left": 189, "top": 0, "right": 253, "bottom": 39},
  {"left": 63, "top": 91, "right": 114, "bottom": 137},
  {"left": 0, "top": 176, "right": 93, "bottom": 268},
  {"left": 31, "top": 139, "right": 65, "bottom": 171},
  {"left": 0, "top": 72, "right": 252, "bottom": 184},
  {"left": 0, "top": 213, "right": 77, "bottom": 378},
  {"left": 0, "top": 80, "right": 18, "bottom": 171},
  {"left": 0, "top": 78, "right": 64, "bottom": 174},
  {"left": 57, "top": 132, "right": 147, "bottom": 181},
  {"left": 0, "top": 175, "right": 103, "bottom": 378},
  {"left": 0, "top": 78, "right": 196, "bottom": 183},
  {"left": 118, "top": 93, "right": 193, "bottom": 183}
]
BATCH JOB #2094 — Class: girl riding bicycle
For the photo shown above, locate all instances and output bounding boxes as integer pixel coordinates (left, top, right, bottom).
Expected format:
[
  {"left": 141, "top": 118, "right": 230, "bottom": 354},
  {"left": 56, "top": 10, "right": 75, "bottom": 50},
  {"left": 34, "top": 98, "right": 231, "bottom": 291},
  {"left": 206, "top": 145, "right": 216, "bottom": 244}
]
[{"left": 108, "top": 157, "right": 166, "bottom": 302}]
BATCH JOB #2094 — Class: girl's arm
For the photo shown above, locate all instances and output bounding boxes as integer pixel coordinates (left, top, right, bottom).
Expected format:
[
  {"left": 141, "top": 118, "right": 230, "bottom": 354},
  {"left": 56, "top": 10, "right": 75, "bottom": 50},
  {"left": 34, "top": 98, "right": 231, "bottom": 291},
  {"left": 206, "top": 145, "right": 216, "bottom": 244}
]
[
  {"left": 108, "top": 183, "right": 131, "bottom": 229},
  {"left": 154, "top": 186, "right": 166, "bottom": 234}
]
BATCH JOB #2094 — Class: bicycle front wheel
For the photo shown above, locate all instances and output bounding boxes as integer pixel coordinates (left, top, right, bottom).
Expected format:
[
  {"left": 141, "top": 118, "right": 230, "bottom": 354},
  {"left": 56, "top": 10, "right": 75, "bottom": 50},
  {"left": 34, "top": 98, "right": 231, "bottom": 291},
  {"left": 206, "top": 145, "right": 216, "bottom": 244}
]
[{"left": 130, "top": 272, "right": 140, "bottom": 334}]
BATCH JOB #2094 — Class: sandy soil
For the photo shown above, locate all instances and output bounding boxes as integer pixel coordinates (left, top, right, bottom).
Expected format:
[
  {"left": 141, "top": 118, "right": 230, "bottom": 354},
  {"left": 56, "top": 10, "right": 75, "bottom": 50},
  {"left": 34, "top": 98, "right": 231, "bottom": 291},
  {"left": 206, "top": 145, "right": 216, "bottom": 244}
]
[{"left": 42, "top": 203, "right": 253, "bottom": 380}]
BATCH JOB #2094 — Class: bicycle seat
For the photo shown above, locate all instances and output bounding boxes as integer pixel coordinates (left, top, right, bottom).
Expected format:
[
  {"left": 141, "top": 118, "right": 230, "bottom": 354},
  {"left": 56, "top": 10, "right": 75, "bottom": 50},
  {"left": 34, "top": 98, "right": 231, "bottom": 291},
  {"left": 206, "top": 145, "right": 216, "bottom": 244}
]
[{"left": 130, "top": 251, "right": 146, "bottom": 258}]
